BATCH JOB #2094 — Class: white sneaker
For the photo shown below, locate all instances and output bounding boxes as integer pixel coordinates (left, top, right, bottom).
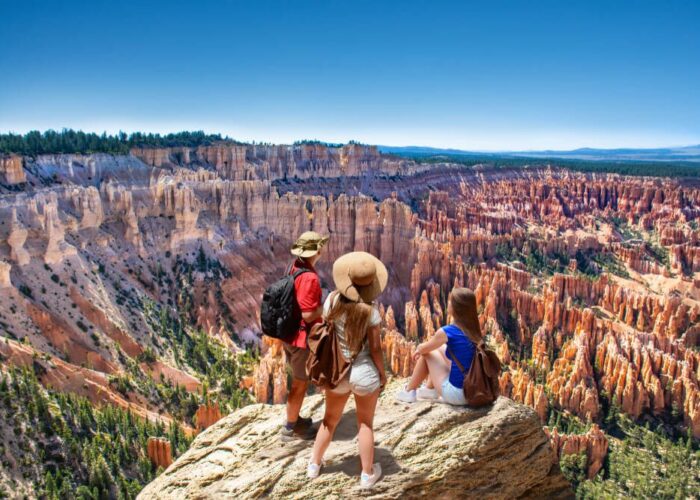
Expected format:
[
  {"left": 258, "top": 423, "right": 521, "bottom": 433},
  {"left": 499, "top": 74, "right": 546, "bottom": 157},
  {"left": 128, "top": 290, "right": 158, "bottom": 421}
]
[
  {"left": 360, "top": 463, "right": 382, "bottom": 489},
  {"left": 417, "top": 385, "right": 439, "bottom": 400},
  {"left": 395, "top": 385, "right": 417, "bottom": 403},
  {"left": 307, "top": 461, "right": 321, "bottom": 479}
]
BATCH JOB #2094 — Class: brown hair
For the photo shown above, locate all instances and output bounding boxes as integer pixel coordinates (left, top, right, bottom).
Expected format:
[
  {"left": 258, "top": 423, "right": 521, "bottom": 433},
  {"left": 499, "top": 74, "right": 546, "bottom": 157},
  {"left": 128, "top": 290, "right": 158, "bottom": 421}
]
[
  {"left": 327, "top": 293, "right": 373, "bottom": 356},
  {"left": 450, "top": 288, "right": 483, "bottom": 345}
]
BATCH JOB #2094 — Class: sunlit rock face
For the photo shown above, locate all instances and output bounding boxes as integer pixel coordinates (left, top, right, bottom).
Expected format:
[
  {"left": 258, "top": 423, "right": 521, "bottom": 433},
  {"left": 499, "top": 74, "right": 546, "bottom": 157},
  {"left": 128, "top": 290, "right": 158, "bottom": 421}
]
[
  {"left": 0, "top": 155, "right": 26, "bottom": 184},
  {"left": 1, "top": 146, "right": 699, "bottom": 479},
  {"left": 130, "top": 142, "right": 416, "bottom": 181}
]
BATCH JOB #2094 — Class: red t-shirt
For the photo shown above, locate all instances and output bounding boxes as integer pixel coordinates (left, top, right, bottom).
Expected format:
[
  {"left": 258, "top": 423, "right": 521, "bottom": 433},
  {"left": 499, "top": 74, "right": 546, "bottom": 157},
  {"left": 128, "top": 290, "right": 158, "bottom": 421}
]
[{"left": 289, "top": 259, "right": 322, "bottom": 348}]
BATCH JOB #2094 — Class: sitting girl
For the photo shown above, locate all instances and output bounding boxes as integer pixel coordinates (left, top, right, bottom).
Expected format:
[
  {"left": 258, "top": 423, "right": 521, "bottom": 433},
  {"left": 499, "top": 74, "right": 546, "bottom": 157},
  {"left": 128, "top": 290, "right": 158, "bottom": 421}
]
[{"left": 395, "top": 288, "right": 481, "bottom": 405}]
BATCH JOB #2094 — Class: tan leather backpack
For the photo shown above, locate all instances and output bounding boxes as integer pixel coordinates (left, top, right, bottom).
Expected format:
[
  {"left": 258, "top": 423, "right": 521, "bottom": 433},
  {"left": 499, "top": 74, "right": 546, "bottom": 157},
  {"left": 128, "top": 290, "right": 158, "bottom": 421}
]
[
  {"left": 448, "top": 334, "right": 501, "bottom": 407},
  {"left": 305, "top": 292, "right": 361, "bottom": 389}
]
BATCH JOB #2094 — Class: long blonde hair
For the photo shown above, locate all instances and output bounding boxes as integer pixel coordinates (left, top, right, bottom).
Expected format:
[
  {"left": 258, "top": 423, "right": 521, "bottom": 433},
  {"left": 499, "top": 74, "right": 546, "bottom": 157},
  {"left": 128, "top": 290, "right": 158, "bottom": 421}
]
[
  {"left": 450, "top": 288, "right": 483, "bottom": 345},
  {"left": 326, "top": 292, "right": 373, "bottom": 355}
]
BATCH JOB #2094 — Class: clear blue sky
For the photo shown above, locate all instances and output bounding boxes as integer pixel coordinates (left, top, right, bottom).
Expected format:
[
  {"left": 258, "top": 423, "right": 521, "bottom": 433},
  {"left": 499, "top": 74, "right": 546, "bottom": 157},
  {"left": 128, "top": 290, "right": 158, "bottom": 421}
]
[{"left": 1, "top": 0, "right": 698, "bottom": 150}]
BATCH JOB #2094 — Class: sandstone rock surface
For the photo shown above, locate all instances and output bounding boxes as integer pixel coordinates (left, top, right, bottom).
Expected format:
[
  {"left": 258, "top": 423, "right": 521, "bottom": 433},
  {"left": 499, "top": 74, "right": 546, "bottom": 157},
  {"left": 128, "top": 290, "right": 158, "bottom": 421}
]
[
  {"left": 0, "top": 260, "right": 11, "bottom": 288},
  {"left": 0, "top": 155, "right": 26, "bottom": 184},
  {"left": 138, "top": 381, "right": 572, "bottom": 499}
]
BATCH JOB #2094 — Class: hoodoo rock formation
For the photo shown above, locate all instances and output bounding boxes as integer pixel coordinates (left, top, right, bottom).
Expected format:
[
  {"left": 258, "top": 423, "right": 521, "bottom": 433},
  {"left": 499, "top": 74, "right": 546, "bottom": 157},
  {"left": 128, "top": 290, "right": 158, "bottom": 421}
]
[
  {"left": 194, "top": 403, "right": 223, "bottom": 431},
  {"left": 137, "top": 381, "right": 572, "bottom": 499},
  {"left": 147, "top": 437, "right": 173, "bottom": 470},
  {"left": 545, "top": 425, "right": 609, "bottom": 479}
]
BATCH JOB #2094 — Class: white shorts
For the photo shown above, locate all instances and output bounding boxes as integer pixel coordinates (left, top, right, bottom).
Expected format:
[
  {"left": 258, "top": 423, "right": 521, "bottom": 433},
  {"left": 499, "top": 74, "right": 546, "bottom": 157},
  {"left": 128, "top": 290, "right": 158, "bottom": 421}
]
[
  {"left": 441, "top": 379, "right": 467, "bottom": 406},
  {"left": 329, "top": 357, "right": 380, "bottom": 396}
]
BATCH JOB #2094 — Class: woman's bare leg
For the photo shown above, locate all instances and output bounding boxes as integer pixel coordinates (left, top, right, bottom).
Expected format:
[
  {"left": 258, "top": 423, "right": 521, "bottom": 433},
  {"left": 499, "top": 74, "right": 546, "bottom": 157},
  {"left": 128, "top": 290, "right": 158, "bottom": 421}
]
[
  {"left": 406, "top": 355, "right": 429, "bottom": 391},
  {"left": 423, "top": 345, "right": 450, "bottom": 396},
  {"left": 354, "top": 389, "right": 380, "bottom": 475},
  {"left": 310, "top": 390, "right": 351, "bottom": 466}
]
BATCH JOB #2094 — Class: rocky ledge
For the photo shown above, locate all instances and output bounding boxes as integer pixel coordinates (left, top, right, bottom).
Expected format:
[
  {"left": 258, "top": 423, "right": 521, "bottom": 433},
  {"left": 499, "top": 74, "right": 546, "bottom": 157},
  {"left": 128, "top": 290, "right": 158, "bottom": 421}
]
[{"left": 137, "top": 381, "right": 572, "bottom": 499}]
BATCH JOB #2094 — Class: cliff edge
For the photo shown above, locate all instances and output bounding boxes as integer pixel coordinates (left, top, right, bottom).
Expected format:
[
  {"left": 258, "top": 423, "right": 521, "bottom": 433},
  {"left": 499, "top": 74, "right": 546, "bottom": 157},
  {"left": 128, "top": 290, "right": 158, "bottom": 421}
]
[{"left": 137, "top": 381, "right": 572, "bottom": 499}]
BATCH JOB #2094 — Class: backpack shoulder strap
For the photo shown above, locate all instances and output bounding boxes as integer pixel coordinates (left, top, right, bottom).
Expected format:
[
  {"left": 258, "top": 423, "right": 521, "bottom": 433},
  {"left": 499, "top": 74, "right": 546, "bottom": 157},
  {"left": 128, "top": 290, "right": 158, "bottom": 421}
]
[
  {"left": 323, "top": 291, "right": 339, "bottom": 320},
  {"left": 289, "top": 261, "right": 311, "bottom": 279},
  {"left": 446, "top": 325, "right": 482, "bottom": 376},
  {"left": 446, "top": 344, "right": 469, "bottom": 376},
  {"left": 292, "top": 268, "right": 310, "bottom": 279},
  {"left": 326, "top": 291, "right": 366, "bottom": 363}
]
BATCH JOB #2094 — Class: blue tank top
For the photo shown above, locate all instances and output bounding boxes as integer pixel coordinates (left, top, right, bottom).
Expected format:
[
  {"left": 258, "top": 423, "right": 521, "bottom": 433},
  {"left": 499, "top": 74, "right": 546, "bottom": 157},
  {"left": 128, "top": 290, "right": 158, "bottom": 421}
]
[{"left": 444, "top": 324, "right": 476, "bottom": 387}]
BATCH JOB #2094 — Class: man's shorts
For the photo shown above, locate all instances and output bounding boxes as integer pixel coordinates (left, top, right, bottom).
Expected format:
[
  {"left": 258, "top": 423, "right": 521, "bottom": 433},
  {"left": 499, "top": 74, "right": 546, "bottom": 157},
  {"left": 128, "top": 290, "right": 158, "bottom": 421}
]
[{"left": 283, "top": 343, "right": 309, "bottom": 381}]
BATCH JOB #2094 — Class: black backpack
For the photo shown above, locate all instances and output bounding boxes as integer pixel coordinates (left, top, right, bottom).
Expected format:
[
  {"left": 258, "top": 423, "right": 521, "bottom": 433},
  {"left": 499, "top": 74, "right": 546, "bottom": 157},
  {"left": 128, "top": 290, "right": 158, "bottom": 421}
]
[{"left": 260, "top": 266, "right": 309, "bottom": 342}]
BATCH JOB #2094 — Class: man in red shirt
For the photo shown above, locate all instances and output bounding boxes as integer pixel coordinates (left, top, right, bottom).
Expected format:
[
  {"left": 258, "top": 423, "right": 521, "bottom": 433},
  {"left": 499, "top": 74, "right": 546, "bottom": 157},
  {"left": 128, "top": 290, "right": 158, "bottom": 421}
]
[{"left": 280, "top": 231, "right": 329, "bottom": 441}]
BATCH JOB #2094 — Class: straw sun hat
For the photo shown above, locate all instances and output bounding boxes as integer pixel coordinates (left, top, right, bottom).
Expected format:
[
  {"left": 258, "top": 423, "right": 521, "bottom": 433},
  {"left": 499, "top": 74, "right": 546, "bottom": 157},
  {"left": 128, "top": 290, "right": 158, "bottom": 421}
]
[
  {"left": 290, "top": 231, "right": 329, "bottom": 258},
  {"left": 332, "top": 251, "right": 388, "bottom": 303}
]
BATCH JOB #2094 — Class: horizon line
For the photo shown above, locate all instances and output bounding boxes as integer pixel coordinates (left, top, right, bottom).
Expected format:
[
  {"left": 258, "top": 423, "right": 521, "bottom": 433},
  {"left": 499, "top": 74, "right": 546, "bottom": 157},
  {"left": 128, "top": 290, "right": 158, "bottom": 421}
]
[{"left": 0, "top": 127, "right": 699, "bottom": 153}]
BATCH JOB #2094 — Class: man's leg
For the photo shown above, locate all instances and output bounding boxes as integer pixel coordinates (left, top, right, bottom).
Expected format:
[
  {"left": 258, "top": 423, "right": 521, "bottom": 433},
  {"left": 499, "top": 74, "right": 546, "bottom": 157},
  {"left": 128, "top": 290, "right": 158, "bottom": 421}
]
[
  {"left": 286, "top": 377, "right": 308, "bottom": 424},
  {"left": 281, "top": 344, "right": 313, "bottom": 439}
]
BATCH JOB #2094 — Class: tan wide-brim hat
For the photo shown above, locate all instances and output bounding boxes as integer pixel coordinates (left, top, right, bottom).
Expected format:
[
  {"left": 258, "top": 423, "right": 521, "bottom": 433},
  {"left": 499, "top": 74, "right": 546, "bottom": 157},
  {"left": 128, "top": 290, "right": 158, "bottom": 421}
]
[
  {"left": 290, "top": 231, "right": 329, "bottom": 258},
  {"left": 332, "top": 251, "right": 388, "bottom": 303}
]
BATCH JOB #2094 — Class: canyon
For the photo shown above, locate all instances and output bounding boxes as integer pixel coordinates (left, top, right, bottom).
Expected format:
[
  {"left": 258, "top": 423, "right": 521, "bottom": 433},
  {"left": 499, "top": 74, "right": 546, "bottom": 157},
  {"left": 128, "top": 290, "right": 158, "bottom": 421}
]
[{"left": 0, "top": 142, "right": 699, "bottom": 496}]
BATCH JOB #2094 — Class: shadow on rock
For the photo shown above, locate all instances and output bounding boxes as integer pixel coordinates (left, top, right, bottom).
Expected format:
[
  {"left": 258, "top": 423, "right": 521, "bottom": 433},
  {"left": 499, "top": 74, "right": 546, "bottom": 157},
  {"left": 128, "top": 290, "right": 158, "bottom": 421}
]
[
  {"left": 329, "top": 409, "right": 358, "bottom": 441},
  {"left": 323, "top": 447, "right": 401, "bottom": 477}
]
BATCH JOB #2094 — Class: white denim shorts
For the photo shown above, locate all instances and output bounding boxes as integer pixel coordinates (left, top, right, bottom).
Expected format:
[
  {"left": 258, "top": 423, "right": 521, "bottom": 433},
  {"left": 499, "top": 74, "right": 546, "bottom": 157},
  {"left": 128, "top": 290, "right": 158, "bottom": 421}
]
[
  {"left": 441, "top": 379, "right": 467, "bottom": 406},
  {"left": 329, "top": 356, "right": 380, "bottom": 396}
]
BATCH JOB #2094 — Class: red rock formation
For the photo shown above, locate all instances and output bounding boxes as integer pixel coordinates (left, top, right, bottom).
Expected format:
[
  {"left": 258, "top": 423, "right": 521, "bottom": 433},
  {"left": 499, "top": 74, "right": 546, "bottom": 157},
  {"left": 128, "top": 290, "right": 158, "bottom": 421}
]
[
  {"left": 147, "top": 437, "right": 173, "bottom": 469},
  {"left": 596, "top": 329, "right": 700, "bottom": 437},
  {"left": 382, "top": 306, "right": 417, "bottom": 377},
  {"left": 613, "top": 243, "right": 668, "bottom": 276},
  {"left": 670, "top": 243, "right": 700, "bottom": 273},
  {"left": 500, "top": 368, "right": 549, "bottom": 422},
  {"left": 253, "top": 337, "right": 288, "bottom": 404},
  {"left": 546, "top": 333, "right": 600, "bottom": 422},
  {"left": 545, "top": 425, "right": 609, "bottom": 479},
  {"left": 195, "top": 404, "right": 223, "bottom": 431},
  {"left": 25, "top": 301, "right": 117, "bottom": 374}
]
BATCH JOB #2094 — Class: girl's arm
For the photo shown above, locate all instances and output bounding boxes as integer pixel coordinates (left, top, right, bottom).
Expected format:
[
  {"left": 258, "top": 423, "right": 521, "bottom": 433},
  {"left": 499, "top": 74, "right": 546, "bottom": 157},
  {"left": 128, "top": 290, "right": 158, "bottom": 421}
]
[
  {"left": 367, "top": 325, "right": 387, "bottom": 387},
  {"left": 414, "top": 329, "right": 448, "bottom": 359}
]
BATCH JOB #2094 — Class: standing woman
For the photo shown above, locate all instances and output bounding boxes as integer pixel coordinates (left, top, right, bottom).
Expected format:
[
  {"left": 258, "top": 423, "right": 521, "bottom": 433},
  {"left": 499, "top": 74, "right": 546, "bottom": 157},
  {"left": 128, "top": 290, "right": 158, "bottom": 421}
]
[
  {"left": 395, "top": 288, "right": 481, "bottom": 405},
  {"left": 307, "top": 252, "right": 388, "bottom": 489}
]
